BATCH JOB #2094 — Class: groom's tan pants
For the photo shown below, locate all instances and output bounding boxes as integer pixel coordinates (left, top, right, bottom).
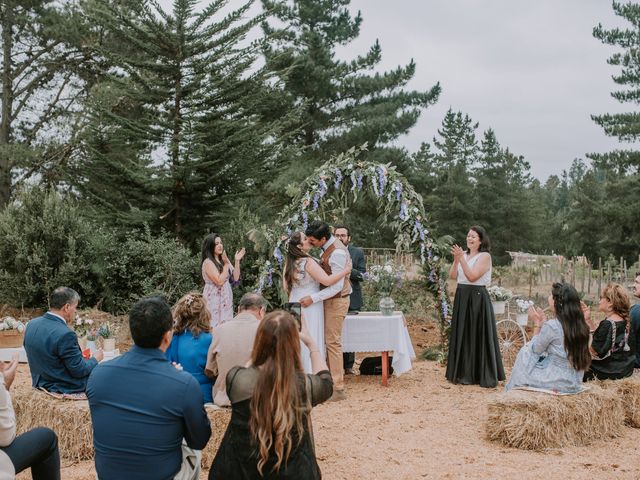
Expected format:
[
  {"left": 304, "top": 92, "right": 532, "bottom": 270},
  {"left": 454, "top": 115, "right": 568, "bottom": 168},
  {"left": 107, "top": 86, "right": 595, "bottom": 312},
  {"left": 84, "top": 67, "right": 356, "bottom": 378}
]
[{"left": 324, "top": 296, "right": 350, "bottom": 391}]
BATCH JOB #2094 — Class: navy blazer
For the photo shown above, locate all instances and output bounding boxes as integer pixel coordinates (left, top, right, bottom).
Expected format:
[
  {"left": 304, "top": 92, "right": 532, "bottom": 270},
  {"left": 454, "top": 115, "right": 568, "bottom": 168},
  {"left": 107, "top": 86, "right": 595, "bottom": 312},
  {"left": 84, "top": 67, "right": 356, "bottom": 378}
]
[
  {"left": 24, "top": 312, "right": 98, "bottom": 393},
  {"left": 347, "top": 244, "right": 367, "bottom": 311}
]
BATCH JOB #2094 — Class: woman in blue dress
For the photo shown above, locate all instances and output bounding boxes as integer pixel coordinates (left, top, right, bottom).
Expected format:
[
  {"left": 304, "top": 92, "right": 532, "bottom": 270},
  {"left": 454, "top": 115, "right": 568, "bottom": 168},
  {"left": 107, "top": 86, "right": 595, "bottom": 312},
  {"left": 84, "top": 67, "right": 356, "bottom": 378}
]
[
  {"left": 506, "top": 282, "right": 591, "bottom": 394},
  {"left": 166, "top": 292, "right": 214, "bottom": 403}
]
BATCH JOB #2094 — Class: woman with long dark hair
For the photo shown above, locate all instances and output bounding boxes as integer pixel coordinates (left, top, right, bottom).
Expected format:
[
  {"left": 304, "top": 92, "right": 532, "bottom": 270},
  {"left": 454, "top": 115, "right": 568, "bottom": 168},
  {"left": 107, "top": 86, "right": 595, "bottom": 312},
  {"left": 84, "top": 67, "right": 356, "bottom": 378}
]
[
  {"left": 583, "top": 282, "right": 635, "bottom": 381},
  {"left": 209, "top": 311, "right": 333, "bottom": 479},
  {"left": 445, "top": 225, "right": 505, "bottom": 388},
  {"left": 506, "top": 283, "right": 591, "bottom": 393},
  {"left": 201, "top": 233, "right": 245, "bottom": 328},
  {"left": 283, "top": 231, "right": 350, "bottom": 373}
]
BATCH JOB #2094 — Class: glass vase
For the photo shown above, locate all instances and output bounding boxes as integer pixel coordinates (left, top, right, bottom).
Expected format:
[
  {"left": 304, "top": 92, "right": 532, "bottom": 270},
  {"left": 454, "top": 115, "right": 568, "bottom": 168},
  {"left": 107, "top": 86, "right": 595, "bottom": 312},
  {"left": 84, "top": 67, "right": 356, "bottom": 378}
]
[{"left": 379, "top": 295, "right": 395, "bottom": 316}]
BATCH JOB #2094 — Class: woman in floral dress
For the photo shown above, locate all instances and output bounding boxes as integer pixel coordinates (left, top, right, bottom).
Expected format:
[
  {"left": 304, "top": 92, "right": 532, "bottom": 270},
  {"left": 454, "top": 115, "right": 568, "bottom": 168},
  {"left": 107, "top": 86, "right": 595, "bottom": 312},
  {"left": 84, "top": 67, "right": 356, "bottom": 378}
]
[{"left": 201, "top": 233, "right": 245, "bottom": 328}]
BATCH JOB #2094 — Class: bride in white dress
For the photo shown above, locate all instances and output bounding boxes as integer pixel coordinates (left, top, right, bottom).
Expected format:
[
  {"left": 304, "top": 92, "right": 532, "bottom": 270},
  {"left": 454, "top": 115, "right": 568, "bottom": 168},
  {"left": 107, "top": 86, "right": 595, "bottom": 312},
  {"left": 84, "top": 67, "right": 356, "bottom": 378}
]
[{"left": 283, "top": 232, "right": 351, "bottom": 373}]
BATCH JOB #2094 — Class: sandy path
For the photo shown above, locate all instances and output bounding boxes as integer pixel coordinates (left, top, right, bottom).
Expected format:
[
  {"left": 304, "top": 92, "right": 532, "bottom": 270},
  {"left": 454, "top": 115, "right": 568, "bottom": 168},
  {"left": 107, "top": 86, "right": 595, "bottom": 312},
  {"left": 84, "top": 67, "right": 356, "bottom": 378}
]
[{"left": 15, "top": 359, "right": 640, "bottom": 479}]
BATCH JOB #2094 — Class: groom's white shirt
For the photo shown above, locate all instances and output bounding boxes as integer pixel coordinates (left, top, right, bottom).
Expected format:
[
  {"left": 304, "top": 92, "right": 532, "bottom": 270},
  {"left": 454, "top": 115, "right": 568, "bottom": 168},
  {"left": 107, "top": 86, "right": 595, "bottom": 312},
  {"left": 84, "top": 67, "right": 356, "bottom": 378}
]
[{"left": 310, "top": 236, "right": 351, "bottom": 304}]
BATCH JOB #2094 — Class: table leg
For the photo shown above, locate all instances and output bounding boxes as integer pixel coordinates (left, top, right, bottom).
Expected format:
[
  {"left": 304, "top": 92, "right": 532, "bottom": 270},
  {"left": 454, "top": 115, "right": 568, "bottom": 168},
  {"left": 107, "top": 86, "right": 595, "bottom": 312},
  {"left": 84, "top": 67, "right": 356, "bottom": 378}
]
[{"left": 381, "top": 351, "right": 389, "bottom": 387}]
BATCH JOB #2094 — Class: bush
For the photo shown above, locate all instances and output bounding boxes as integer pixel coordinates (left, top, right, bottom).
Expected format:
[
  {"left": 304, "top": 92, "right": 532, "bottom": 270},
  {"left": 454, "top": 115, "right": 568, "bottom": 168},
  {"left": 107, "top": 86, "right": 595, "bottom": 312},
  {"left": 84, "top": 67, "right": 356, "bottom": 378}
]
[
  {"left": 0, "top": 188, "right": 102, "bottom": 308},
  {"left": 0, "top": 188, "right": 200, "bottom": 313},
  {"left": 96, "top": 227, "right": 200, "bottom": 314}
]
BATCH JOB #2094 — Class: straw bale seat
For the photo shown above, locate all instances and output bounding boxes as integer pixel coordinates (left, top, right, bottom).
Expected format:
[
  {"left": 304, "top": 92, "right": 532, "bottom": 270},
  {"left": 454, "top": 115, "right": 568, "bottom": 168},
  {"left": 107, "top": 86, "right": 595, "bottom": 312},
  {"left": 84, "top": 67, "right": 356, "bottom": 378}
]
[
  {"left": 13, "top": 386, "right": 231, "bottom": 466},
  {"left": 486, "top": 385, "right": 624, "bottom": 450},
  {"left": 596, "top": 374, "right": 640, "bottom": 428}
]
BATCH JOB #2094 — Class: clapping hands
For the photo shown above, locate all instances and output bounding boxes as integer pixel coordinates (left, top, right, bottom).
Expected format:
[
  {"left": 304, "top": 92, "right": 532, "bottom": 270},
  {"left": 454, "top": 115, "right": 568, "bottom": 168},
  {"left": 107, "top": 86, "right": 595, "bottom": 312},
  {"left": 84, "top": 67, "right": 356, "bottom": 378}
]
[
  {"left": 0, "top": 354, "right": 19, "bottom": 391},
  {"left": 528, "top": 305, "right": 547, "bottom": 327},
  {"left": 451, "top": 244, "right": 465, "bottom": 261},
  {"left": 234, "top": 247, "right": 246, "bottom": 262}
]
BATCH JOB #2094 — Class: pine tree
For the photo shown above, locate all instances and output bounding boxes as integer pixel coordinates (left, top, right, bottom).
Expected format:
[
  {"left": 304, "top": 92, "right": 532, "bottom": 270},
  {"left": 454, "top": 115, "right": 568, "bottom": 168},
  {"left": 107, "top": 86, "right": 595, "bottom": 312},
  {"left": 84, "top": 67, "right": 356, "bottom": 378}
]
[
  {"left": 591, "top": 1, "right": 640, "bottom": 173},
  {"left": 75, "top": 0, "right": 291, "bottom": 243},
  {"left": 0, "top": 0, "right": 87, "bottom": 206},
  {"left": 474, "top": 129, "right": 534, "bottom": 263},
  {"left": 416, "top": 110, "right": 478, "bottom": 244},
  {"left": 261, "top": 0, "right": 440, "bottom": 190}
]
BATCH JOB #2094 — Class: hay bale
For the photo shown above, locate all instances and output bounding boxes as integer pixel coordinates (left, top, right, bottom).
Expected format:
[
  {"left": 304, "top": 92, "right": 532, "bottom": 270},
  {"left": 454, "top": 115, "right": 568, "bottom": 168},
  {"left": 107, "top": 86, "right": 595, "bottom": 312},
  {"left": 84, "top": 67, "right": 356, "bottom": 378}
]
[
  {"left": 201, "top": 408, "right": 231, "bottom": 467},
  {"left": 12, "top": 386, "right": 231, "bottom": 466},
  {"left": 486, "top": 385, "right": 624, "bottom": 450},
  {"left": 597, "top": 375, "right": 640, "bottom": 428},
  {"left": 13, "top": 388, "right": 93, "bottom": 461}
]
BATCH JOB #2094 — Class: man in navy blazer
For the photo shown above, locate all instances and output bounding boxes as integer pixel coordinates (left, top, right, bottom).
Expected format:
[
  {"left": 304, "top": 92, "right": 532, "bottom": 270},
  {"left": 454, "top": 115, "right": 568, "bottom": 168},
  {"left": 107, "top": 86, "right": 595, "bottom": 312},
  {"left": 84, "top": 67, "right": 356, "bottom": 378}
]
[{"left": 24, "top": 287, "right": 103, "bottom": 393}]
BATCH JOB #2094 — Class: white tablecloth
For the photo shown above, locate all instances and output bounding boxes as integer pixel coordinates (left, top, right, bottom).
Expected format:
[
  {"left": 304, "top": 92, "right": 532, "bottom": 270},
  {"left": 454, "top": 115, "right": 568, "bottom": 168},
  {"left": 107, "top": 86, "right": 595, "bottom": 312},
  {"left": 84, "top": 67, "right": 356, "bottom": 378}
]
[
  {"left": 342, "top": 311, "right": 415, "bottom": 376},
  {"left": 0, "top": 347, "right": 28, "bottom": 363}
]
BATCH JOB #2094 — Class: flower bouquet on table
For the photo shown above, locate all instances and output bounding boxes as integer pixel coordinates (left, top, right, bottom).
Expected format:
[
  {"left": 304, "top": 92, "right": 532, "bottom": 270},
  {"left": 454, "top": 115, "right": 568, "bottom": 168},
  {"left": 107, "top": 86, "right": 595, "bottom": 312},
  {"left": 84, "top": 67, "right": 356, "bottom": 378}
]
[
  {"left": 487, "top": 286, "right": 513, "bottom": 314},
  {"left": 0, "top": 317, "right": 27, "bottom": 348},
  {"left": 365, "top": 263, "right": 403, "bottom": 316},
  {"left": 515, "top": 299, "right": 534, "bottom": 326}
]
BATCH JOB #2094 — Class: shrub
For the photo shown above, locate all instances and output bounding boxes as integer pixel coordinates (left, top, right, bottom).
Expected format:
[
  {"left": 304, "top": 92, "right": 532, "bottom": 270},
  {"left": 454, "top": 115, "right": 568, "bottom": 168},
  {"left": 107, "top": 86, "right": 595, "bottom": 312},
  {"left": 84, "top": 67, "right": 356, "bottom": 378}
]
[
  {"left": 0, "top": 188, "right": 102, "bottom": 307},
  {"left": 97, "top": 227, "right": 200, "bottom": 313}
]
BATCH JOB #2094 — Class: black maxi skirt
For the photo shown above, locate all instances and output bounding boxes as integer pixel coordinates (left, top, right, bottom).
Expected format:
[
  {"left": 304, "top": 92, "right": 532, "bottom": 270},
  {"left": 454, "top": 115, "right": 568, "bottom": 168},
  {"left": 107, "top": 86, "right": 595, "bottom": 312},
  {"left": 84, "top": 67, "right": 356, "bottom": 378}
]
[{"left": 445, "top": 284, "right": 505, "bottom": 388}]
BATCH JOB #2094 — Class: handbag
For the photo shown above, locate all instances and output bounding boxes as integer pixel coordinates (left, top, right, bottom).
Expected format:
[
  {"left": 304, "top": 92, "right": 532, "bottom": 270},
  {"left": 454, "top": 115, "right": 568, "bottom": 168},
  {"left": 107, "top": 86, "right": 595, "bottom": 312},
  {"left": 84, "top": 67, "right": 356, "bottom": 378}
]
[{"left": 359, "top": 356, "right": 394, "bottom": 375}]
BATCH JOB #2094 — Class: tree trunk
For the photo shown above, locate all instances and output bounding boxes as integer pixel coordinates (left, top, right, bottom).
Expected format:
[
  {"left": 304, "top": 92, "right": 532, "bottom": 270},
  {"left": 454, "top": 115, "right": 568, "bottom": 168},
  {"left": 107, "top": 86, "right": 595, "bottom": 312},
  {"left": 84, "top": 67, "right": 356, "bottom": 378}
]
[{"left": 0, "top": 1, "right": 14, "bottom": 206}]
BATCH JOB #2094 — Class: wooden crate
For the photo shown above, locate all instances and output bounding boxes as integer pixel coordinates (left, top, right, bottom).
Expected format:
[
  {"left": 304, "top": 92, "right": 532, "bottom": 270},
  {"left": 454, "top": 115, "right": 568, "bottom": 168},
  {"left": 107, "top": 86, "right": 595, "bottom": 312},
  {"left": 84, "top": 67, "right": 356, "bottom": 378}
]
[{"left": 0, "top": 330, "right": 24, "bottom": 348}]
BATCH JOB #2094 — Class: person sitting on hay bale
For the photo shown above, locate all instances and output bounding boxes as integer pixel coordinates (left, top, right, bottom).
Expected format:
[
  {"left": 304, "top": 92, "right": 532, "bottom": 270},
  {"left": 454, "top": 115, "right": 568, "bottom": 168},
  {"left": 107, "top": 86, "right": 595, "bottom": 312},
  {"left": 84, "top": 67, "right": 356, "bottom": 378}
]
[
  {"left": 505, "top": 282, "right": 591, "bottom": 394},
  {"left": 24, "top": 287, "right": 103, "bottom": 394},
  {"left": 87, "top": 296, "right": 211, "bottom": 480},
  {"left": 205, "top": 292, "right": 266, "bottom": 407},
  {"left": 630, "top": 272, "right": 640, "bottom": 368},
  {"left": 584, "top": 283, "right": 635, "bottom": 381},
  {"left": 0, "top": 354, "right": 60, "bottom": 480},
  {"left": 166, "top": 293, "right": 214, "bottom": 404}
]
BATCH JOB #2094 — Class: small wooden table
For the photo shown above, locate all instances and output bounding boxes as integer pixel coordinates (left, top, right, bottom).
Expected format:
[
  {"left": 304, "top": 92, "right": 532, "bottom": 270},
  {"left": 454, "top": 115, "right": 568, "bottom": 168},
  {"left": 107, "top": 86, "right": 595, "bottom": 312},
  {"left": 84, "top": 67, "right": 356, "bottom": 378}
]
[{"left": 342, "top": 311, "right": 415, "bottom": 386}]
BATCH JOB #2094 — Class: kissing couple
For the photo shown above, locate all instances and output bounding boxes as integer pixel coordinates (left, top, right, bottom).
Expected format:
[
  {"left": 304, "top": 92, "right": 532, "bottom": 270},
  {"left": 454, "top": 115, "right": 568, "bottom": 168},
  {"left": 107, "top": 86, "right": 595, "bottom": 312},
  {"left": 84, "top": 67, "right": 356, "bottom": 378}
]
[{"left": 282, "top": 220, "right": 352, "bottom": 401}]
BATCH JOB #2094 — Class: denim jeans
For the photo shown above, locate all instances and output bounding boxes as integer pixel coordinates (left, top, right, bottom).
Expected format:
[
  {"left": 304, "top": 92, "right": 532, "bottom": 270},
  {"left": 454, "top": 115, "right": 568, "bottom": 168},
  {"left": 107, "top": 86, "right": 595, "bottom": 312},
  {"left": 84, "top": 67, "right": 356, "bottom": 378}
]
[{"left": 1, "top": 427, "right": 60, "bottom": 480}]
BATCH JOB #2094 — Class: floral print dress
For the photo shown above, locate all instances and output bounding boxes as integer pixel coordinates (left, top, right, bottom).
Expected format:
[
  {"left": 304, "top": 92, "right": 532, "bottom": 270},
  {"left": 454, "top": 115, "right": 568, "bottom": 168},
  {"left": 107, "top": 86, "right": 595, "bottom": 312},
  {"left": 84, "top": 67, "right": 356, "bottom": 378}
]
[{"left": 202, "top": 259, "right": 235, "bottom": 328}]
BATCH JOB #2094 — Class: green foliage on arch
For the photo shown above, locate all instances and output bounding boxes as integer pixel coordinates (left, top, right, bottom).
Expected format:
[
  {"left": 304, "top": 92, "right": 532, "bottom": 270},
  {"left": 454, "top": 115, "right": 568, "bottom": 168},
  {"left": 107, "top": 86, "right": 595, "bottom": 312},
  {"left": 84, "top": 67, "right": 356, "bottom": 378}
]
[{"left": 251, "top": 144, "right": 452, "bottom": 327}]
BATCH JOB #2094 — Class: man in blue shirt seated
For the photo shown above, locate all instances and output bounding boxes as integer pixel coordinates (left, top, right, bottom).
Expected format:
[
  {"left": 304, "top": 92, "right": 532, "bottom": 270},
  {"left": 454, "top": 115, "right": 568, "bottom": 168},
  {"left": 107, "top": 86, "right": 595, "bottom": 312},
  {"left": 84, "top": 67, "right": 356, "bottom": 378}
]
[
  {"left": 631, "top": 272, "right": 640, "bottom": 368},
  {"left": 24, "top": 287, "right": 103, "bottom": 393},
  {"left": 87, "top": 296, "right": 211, "bottom": 480}
]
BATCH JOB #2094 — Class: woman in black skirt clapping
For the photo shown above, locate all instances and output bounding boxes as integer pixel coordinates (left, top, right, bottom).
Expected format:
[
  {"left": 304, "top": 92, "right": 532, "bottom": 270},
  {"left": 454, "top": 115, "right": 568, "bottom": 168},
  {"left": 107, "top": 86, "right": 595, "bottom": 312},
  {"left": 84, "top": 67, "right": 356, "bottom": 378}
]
[{"left": 445, "top": 226, "right": 505, "bottom": 388}]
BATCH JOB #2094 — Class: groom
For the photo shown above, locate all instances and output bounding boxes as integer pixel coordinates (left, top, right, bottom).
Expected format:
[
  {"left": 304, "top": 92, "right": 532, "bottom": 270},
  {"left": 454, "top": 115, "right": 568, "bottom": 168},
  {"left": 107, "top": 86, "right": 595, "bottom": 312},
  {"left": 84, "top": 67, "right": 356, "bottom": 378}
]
[{"left": 300, "top": 221, "right": 351, "bottom": 401}]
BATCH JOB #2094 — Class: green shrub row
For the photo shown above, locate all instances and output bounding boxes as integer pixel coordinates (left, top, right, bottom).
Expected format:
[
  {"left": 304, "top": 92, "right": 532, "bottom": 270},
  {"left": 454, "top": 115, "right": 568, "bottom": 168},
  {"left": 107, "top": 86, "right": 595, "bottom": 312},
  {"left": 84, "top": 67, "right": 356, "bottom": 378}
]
[{"left": 0, "top": 188, "right": 199, "bottom": 313}]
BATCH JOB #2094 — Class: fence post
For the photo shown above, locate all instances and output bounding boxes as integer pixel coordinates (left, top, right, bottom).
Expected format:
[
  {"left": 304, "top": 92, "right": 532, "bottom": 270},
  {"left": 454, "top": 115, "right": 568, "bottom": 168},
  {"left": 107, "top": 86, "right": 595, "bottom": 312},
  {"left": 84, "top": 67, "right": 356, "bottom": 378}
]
[
  {"left": 587, "top": 261, "right": 592, "bottom": 295},
  {"left": 607, "top": 263, "right": 612, "bottom": 284},
  {"left": 598, "top": 257, "right": 602, "bottom": 298}
]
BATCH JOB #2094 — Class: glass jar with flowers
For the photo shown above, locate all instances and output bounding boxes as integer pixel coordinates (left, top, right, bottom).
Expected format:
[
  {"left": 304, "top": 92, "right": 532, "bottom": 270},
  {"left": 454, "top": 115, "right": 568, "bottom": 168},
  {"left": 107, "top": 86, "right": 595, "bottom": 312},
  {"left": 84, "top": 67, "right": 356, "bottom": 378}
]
[
  {"left": 73, "top": 315, "right": 94, "bottom": 350},
  {"left": 366, "top": 263, "right": 402, "bottom": 316}
]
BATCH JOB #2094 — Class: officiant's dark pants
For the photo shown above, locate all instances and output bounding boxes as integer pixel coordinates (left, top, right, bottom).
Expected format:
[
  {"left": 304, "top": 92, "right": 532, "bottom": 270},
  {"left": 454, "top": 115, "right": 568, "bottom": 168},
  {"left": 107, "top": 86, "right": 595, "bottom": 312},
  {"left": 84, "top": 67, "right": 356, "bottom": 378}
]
[{"left": 1, "top": 427, "right": 60, "bottom": 479}]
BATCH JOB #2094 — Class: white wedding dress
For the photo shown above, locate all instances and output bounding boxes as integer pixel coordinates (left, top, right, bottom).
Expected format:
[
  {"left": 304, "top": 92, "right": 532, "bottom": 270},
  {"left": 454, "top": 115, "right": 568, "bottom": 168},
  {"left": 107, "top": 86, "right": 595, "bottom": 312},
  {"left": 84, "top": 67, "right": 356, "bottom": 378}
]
[{"left": 289, "top": 258, "right": 326, "bottom": 373}]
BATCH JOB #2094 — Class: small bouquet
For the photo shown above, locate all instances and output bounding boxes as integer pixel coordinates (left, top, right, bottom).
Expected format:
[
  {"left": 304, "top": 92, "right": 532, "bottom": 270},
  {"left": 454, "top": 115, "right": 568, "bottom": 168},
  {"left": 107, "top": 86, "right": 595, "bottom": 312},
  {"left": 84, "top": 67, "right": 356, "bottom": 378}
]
[
  {"left": 487, "top": 286, "right": 513, "bottom": 302},
  {"left": 0, "top": 317, "right": 26, "bottom": 333},
  {"left": 365, "top": 263, "right": 402, "bottom": 295},
  {"left": 515, "top": 298, "right": 535, "bottom": 313},
  {"left": 74, "top": 315, "right": 94, "bottom": 338},
  {"left": 98, "top": 322, "right": 114, "bottom": 339}
]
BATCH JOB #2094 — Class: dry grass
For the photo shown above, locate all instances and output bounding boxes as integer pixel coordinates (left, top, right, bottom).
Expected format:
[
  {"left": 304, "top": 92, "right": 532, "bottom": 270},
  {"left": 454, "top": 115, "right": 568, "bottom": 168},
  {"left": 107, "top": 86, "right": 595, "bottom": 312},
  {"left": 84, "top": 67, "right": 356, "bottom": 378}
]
[
  {"left": 596, "top": 375, "right": 640, "bottom": 428},
  {"left": 486, "top": 385, "right": 624, "bottom": 450},
  {"left": 13, "top": 386, "right": 231, "bottom": 467},
  {"left": 13, "top": 387, "right": 93, "bottom": 462}
]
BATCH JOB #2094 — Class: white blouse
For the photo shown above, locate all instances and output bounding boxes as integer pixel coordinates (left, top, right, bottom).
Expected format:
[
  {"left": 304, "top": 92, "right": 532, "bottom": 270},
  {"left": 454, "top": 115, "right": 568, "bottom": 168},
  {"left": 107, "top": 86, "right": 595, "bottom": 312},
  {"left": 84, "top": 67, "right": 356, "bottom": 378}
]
[{"left": 457, "top": 252, "right": 492, "bottom": 286}]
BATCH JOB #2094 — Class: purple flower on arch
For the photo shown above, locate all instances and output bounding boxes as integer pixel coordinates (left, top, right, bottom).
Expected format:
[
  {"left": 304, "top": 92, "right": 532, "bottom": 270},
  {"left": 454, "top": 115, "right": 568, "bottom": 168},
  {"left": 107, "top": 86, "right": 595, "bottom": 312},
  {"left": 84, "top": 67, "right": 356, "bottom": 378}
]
[
  {"left": 334, "top": 169, "right": 343, "bottom": 189},
  {"left": 302, "top": 211, "right": 308, "bottom": 230},
  {"left": 273, "top": 246, "right": 283, "bottom": 266},
  {"left": 399, "top": 202, "right": 408, "bottom": 221},
  {"left": 376, "top": 166, "right": 386, "bottom": 196},
  {"left": 394, "top": 182, "right": 403, "bottom": 201}
]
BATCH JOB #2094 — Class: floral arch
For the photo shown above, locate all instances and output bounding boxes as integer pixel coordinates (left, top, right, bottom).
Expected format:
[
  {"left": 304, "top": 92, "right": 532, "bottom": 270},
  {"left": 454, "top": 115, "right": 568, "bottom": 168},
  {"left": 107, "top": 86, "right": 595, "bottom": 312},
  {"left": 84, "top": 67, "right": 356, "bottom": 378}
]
[{"left": 252, "top": 144, "right": 451, "bottom": 325}]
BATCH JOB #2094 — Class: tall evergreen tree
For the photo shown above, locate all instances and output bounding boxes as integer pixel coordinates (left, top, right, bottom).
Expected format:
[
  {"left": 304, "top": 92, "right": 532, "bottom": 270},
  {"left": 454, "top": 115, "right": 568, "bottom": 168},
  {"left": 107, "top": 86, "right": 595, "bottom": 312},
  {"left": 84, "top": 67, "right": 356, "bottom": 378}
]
[
  {"left": 415, "top": 110, "right": 478, "bottom": 244},
  {"left": 0, "top": 0, "right": 88, "bottom": 206},
  {"left": 261, "top": 0, "right": 440, "bottom": 191},
  {"left": 74, "top": 0, "right": 291, "bottom": 243},
  {"left": 591, "top": 1, "right": 640, "bottom": 173}
]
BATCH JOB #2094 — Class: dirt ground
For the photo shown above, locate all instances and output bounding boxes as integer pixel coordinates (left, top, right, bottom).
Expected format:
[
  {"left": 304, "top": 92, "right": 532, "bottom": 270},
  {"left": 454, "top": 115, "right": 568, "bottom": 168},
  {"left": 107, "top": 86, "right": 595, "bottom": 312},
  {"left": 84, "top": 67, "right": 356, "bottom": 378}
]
[{"left": 12, "top": 319, "right": 640, "bottom": 480}]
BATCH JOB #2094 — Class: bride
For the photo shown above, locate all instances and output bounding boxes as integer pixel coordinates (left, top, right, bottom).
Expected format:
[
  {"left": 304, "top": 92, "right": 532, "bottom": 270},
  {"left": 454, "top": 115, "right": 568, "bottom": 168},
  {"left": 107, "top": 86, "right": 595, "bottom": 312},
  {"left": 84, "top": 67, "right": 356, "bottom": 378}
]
[{"left": 283, "top": 231, "right": 351, "bottom": 373}]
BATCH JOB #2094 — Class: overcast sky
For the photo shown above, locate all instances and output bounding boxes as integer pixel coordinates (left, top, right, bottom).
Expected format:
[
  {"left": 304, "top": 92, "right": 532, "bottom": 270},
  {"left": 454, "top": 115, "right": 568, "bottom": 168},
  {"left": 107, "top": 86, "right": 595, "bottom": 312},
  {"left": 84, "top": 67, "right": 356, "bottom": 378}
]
[
  {"left": 159, "top": 0, "right": 632, "bottom": 180},
  {"left": 338, "top": 0, "right": 633, "bottom": 180}
]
